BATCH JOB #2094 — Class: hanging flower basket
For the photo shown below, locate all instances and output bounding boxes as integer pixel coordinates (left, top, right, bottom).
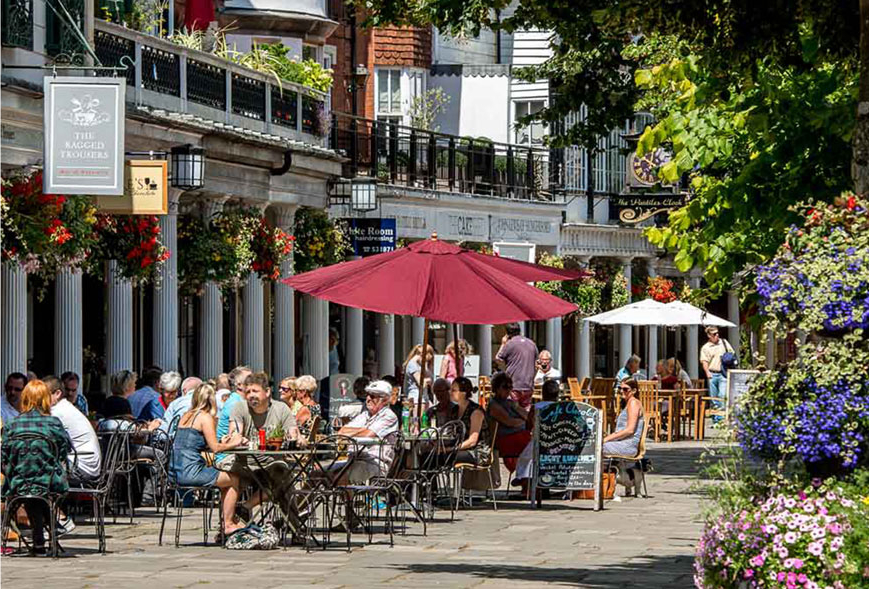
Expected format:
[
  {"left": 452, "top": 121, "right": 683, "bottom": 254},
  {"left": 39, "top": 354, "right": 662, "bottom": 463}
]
[
  {"left": 292, "top": 207, "right": 350, "bottom": 274},
  {"left": 94, "top": 214, "right": 169, "bottom": 284}
]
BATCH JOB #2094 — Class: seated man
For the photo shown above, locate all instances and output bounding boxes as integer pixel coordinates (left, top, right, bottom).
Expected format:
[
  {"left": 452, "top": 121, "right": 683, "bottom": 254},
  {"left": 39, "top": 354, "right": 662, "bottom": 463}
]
[
  {"left": 533, "top": 350, "right": 562, "bottom": 386},
  {"left": 46, "top": 376, "right": 101, "bottom": 534},
  {"left": 217, "top": 372, "right": 300, "bottom": 520},
  {"left": 128, "top": 366, "right": 165, "bottom": 421},
  {"left": 2, "top": 372, "right": 26, "bottom": 423},
  {"left": 337, "top": 380, "right": 398, "bottom": 483}
]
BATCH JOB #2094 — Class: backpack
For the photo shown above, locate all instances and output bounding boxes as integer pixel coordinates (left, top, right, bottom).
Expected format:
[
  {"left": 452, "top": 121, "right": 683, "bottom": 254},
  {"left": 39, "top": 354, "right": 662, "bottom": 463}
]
[
  {"left": 720, "top": 339, "right": 738, "bottom": 375},
  {"left": 225, "top": 523, "right": 280, "bottom": 550}
]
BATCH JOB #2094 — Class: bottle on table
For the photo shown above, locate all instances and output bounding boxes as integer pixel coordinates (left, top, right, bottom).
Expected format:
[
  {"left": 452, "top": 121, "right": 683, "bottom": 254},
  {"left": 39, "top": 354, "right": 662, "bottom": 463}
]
[
  {"left": 401, "top": 403, "right": 411, "bottom": 434},
  {"left": 257, "top": 428, "right": 266, "bottom": 451}
]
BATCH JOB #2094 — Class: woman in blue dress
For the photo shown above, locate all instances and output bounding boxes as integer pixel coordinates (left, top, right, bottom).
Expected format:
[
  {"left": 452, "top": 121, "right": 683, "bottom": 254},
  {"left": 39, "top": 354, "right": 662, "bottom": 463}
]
[
  {"left": 603, "top": 379, "right": 645, "bottom": 456},
  {"left": 171, "top": 383, "right": 248, "bottom": 535}
]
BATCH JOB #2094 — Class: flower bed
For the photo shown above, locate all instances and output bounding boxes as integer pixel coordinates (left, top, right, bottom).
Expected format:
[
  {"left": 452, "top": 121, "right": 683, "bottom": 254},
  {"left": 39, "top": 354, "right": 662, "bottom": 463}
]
[{"left": 695, "top": 483, "right": 869, "bottom": 588}]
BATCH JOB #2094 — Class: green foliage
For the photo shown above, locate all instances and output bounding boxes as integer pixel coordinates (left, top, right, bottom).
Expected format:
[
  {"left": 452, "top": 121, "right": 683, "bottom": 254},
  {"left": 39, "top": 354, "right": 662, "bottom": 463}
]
[
  {"left": 639, "top": 44, "right": 856, "bottom": 295},
  {"left": 259, "top": 43, "right": 334, "bottom": 94}
]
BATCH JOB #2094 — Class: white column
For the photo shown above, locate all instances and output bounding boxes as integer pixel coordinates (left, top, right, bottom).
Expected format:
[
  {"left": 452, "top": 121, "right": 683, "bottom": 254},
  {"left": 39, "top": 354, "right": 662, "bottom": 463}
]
[
  {"left": 577, "top": 319, "right": 591, "bottom": 380},
  {"left": 412, "top": 316, "right": 425, "bottom": 346},
  {"left": 618, "top": 257, "right": 633, "bottom": 366},
  {"left": 345, "top": 256, "right": 364, "bottom": 376},
  {"left": 546, "top": 317, "right": 562, "bottom": 370},
  {"left": 153, "top": 190, "right": 180, "bottom": 371},
  {"left": 55, "top": 267, "right": 83, "bottom": 377},
  {"left": 106, "top": 260, "right": 133, "bottom": 374},
  {"left": 479, "top": 324, "right": 492, "bottom": 376},
  {"left": 302, "top": 294, "right": 329, "bottom": 380},
  {"left": 646, "top": 258, "right": 658, "bottom": 375},
  {"left": 686, "top": 274, "right": 701, "bottom": 379},
  {"left": 727, "top": 289, "right": 740, "bottom": 360},
  {"left": 273, "top": 205, "right": 297, "bottom": 380},
  {"left": 242, "top": 272, "right": 265, "bottom": 371},
  {"left": 199, "top": 282, "right": 223, "bottom": 378},
  {"left": 378, "top": 313, "right": 395, "bottom": 377},
  {"left": 1, "top": 263, "right": 28, "bottom": 376}
]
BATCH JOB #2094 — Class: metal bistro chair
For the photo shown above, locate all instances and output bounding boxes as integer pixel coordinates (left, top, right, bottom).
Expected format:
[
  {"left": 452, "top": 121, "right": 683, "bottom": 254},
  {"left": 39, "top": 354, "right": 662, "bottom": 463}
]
[
  {"left": 66, "top": 428, "right": 127, "bottom": 553},
  {"left": 426, "top": 419, "right": 465, "bottom": 522},
  {"left": 453, "top": 421, "right": 499, "bottom": 511},
  {"left": 301, "top": 434, "right": 359, "bottom": 552},
  {"left": 158, "top": 416, "right": 223, "bottom": 548},
  {"left": 343, "top": 431, "right": 405, "bottom": 546},
  {"left": 1, "top": 431, "right": 67, "bottom": 557}
]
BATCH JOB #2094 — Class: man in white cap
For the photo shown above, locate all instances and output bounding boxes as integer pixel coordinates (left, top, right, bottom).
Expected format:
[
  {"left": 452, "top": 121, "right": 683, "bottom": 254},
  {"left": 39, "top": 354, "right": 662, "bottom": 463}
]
[{"left": 337, "top": 380, "right": 398, "bottom": 483}]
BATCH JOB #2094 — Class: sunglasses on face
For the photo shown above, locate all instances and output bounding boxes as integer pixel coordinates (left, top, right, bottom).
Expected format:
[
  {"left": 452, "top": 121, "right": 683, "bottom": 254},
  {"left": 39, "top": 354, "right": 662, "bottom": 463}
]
[
  {"left": 6, "top": 386, "right": 23, "bottom": 393},
  {"left": 279, "top": 386, "right": 292, "bottom": 392},
  {"left": 619, "top": 386, "right": 631, "bottom": 392}
]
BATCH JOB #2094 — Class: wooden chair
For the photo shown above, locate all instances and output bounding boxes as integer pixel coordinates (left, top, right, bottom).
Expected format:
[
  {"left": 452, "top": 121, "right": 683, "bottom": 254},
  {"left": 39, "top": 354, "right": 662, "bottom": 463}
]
[
  {"left": 590, "top": 378, "right": 617, "bottom": 432},
  {"left": 567, "top": 377, "right": 584, "bottom": 401},
  {"left": 692, "top": 378, "right": 705, "bottom": 390},
  {"left": 637, "top": 380, "right": 662, "bottom": 442},
  {"left": 603, "top": 418, "right": 650, "bottom": 498}
]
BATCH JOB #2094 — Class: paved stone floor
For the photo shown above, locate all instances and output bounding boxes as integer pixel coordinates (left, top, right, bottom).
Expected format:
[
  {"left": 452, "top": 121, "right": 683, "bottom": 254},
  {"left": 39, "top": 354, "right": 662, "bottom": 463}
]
[{"left": 1, "top": 439, "right": 719, "bottom": 588}]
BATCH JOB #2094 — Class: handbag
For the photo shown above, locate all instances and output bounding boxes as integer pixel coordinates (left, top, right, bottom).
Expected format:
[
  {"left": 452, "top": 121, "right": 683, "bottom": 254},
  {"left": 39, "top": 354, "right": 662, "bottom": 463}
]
[
  {"left": 720, "top": 339, "right": 738, "bottom": 375},
  {"left": 225, "top": 523, "right": 280, "bottom": 550},
  {"left": 570, "top": 472, "right": 616, "bottom": 501}
]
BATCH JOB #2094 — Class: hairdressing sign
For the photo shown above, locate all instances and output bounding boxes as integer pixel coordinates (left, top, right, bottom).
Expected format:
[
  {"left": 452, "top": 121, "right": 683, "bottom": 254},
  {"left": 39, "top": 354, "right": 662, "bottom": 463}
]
[{"left": 44, "top": 77, "right": 125, "bottom": 195}]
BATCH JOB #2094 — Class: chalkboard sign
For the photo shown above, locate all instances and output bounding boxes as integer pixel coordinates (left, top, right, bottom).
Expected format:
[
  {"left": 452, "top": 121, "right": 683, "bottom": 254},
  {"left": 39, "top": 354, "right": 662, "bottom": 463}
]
[
  {"left": 328, "top": 373, "right": 357, "bottom": 425},
  {"left": 531, "top": 401, "right": 602, "bottom": 510},
  {"left": 726, "top": 369, "right": 761, "bottom": 418}
]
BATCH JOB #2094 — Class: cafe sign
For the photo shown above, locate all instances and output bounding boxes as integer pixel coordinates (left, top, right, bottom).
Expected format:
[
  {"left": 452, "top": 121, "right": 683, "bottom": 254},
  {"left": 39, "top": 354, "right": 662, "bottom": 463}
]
[
  {"left": 44, "top": 76, "right": 125, "bottom": 195},
  {"left": 95, "top": 160, "right": 168, "bottom": 214},
  {"left": 610, "top": 193, "right": 686, "bottom": 225}
]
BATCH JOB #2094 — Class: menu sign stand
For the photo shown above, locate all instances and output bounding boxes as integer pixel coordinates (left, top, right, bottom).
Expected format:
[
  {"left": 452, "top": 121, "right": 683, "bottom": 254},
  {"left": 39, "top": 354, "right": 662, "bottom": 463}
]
[{"left": 531, "top": 401, "right": 602, "bottom": 511}]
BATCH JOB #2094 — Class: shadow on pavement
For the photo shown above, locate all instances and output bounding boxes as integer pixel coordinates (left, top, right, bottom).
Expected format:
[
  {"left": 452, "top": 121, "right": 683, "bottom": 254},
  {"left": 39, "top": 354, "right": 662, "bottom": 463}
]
[{"left": 379, "top": 554, "right": 696, "bottom": 587}]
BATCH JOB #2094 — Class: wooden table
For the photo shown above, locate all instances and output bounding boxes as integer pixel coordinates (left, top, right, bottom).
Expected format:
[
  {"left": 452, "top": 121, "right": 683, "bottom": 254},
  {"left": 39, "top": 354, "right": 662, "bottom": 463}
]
[{"left": 679, "top": 389, "right": 707, "bottom": 440}]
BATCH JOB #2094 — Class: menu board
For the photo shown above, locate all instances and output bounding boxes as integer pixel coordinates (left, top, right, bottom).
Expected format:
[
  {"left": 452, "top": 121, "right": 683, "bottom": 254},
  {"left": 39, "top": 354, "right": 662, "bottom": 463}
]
[
  {"left": 327, "top": 373, "right": 356, "bottom": 424},
  {"left": 531, "top": 401, "right": 602, "bottom": 510},
  {"left": 726, "top": 369, "right": 761, "bottom": 418}
]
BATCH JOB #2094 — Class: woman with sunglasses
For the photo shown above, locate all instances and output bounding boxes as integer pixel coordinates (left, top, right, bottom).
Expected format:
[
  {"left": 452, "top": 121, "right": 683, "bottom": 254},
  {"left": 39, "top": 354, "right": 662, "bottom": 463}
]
[{"left": 603, "top": 379, "right": 645, "bottom": 456}]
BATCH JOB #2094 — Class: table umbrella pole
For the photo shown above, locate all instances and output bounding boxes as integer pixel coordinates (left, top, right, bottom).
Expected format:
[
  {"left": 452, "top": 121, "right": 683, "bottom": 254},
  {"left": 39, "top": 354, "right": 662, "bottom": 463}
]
[
  {"left": 452, "top": 322, "right": 463, "bottom": 378},
  {"left": 417, "top": 318, "right": 430, "bottom": 423}
]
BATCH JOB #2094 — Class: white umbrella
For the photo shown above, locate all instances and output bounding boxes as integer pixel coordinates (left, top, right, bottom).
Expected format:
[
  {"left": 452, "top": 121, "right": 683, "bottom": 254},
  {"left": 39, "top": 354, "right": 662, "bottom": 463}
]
[
  {"left": 583, "top": 298, "right": 673, "bottom": 325},
  {"left": 663, "top": 301, "right": 735, "bottom": 328}
]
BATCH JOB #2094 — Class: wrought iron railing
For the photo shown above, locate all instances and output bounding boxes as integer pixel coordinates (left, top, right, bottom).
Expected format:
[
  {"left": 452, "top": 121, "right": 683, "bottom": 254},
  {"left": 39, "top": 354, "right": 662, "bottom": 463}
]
[
  {"left": 1, "top": 0, "right": 33, "bottom": 49},
  {"left": 330, "top": 112, "right": 567, "bottom": 201},
  {"left": 93, "top": 21, "right": 330, "bottom": 144}
]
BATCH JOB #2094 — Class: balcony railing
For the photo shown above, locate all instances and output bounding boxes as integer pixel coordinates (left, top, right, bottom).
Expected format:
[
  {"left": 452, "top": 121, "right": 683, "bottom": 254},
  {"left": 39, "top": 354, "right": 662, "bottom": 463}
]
[
  {"left": 93, "top": 21, "right": 329, "bottom": 144},
  {"left": 330, "top": 112, "right": 569, "bottom": 202}
]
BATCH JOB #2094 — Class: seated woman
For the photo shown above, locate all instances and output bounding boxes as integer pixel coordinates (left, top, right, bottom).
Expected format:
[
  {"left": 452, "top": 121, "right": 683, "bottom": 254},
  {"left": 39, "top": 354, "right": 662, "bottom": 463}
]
[
  {"left": 603, "top": 379, "right": 645, "bottom": 457},
  {"left": 278, "top": 377, "right": 300, "bottom": 414},
  {"left": 668, "top": 358, "right": 693, "bottom": 389},
  {"left": 293, "top": 375, "right": 322, "bottom": 438},
  {"left": 486, "top": 372, "right": 530, "bottom": 473},
  {"left": 1, "top": 380, "right": 71, "bottom": 554},
  {"left": 448, "top": 377, "right": 490, "bottom": 465},
  {"left": 171, "top": 383, "right": 248, "bottom": 536},
  {"left": 425, "top": 378, "right": 458, "bottom": 427}
]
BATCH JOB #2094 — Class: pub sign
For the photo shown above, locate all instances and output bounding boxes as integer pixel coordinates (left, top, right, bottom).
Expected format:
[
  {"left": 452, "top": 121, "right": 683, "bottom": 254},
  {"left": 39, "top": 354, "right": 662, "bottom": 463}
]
[{"left": 44, "top": 77, "right": 125, "bottom": 195}]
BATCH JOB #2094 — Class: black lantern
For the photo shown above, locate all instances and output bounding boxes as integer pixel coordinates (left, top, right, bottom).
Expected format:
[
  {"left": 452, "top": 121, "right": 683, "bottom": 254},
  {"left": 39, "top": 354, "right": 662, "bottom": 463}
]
[
  {"left": 170, "top": 144, "right": 205, "bottom": 190},
  {"left": 350, "top": 177, "right": 377, "bottom": 212}
]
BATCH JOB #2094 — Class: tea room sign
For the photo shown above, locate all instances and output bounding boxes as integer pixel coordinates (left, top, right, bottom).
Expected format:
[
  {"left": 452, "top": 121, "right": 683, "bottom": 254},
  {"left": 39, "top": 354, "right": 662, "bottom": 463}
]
[{"left": 44, "top": 77, "right": 125, "bottom": 195}]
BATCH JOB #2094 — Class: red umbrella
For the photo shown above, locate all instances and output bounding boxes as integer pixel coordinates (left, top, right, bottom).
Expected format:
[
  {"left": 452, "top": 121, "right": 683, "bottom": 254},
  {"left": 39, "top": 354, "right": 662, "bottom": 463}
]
[
  {"left": 284, "top": 234, "right": 582, "bottom": 417},
  {"left": 283, "top": 236, "right": 582, "bottom": 324},
  {"left": 185, "top": 0, "right": 214, "bottom": 31}
]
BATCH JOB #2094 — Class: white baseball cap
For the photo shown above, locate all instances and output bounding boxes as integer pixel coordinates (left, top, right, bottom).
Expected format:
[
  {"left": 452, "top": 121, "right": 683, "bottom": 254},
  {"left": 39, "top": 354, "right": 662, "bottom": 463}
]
[{"left": 365, "top": 380, "right": 393, "bottom": 398}]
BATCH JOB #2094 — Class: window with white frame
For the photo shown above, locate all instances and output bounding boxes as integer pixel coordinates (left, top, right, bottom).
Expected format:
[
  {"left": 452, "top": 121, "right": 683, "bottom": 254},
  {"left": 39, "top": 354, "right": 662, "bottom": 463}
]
[
  {"left": 376, "top": 68, "right": 402, "bottom": 123},
  {"left": 514, "top": 100, "right": 546, "bottom": 146}
]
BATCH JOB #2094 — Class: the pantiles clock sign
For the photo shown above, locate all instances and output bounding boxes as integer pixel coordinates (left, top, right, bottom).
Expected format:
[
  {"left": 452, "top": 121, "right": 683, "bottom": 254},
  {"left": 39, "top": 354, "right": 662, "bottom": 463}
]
[{"left": 610, "top": 132, "right": 687, "bottom": 224}]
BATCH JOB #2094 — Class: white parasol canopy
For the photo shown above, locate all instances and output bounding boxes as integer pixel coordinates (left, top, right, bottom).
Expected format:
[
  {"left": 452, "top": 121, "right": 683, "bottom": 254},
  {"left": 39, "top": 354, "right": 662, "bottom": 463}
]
[
  {"left": 584, "top": 298, "right": 736, "bottom": 327},
  {"left": 663, "top": 300, "right": 735, "bottom": 328},
  {"left": 583, "top": 299, "right": 671, "bottom": 325}
]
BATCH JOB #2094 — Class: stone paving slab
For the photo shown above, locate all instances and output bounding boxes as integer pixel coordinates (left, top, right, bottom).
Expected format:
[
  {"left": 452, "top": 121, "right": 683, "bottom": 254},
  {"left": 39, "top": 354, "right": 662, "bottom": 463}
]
[{"left": 1, "top": 440, "right": 718, "bottom": 588}]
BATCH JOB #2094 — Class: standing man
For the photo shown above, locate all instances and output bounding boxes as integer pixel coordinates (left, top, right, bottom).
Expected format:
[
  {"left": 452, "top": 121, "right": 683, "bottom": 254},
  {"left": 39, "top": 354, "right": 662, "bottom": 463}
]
[
  {"left": 700, "top": 327, "right": 734, "bottom": 419},
  {"left": 2, "top": 372, "right": 26, "bottom": 423},
  {"left": 61, "top": 371, "right": 87, "bottom": 416},
  {"left": 533, "top": 350, "right": 562, "bottom": 386},
  {"left": 495, "top": 323, "right": 538, "bottom": 411}
]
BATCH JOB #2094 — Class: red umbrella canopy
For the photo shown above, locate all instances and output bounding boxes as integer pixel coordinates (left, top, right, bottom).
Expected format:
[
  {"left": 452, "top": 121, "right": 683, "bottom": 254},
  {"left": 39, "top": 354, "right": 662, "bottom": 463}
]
[{"left": 283, "top": 237, "right": 582, "bottom": 324}]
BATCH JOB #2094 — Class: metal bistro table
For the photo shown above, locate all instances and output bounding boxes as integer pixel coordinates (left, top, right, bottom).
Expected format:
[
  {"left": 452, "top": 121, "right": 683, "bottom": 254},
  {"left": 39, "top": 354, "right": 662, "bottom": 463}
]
[{"left": 223, "top": 446, "right": 337, "bottom": 543}]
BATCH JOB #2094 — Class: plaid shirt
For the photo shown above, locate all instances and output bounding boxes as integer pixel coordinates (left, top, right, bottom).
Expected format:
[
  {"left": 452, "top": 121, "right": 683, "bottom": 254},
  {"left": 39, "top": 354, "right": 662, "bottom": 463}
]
[{"left": 2, "top": 410, "right": 71, "bottom": 497}]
